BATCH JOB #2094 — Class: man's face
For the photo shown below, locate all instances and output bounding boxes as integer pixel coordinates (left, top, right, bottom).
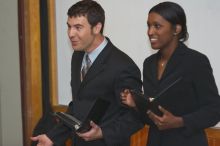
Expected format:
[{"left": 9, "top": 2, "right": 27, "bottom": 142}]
[{"left": 67, "top": 16, "right": 96, "bottom": 52}]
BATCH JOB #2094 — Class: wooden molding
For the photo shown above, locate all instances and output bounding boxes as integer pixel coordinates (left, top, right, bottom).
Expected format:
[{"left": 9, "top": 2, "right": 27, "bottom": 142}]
[
  {"left": 130, "top": 126, "right": 148, "bottom": 146},
  {"left": 206, "top": 128, "right": 220, "bottom": 146},
  {"left": 130, "top": 126, "right": 220, "bottom": 146},
  {"left": 19, "top": 0, "right": 42, "bottom": 145},
  {"left": 47, "top": 0, "right": 59, "bottom": 106}
]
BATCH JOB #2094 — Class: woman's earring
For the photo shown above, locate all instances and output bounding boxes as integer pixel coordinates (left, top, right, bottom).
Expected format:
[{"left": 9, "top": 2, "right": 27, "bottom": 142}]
[{"left": 173, "top": 32, "right": 177, "bottom": 36}]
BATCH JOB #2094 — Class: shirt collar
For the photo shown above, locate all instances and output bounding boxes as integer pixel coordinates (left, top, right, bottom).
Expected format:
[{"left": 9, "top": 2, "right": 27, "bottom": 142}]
[{"left": 85, "top": 37, "right": 108, "bottom": 64}]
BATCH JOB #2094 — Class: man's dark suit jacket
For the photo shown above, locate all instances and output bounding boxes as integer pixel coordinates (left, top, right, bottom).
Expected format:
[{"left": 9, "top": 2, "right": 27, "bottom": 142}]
[
  {"left": 142, "top": 42, "right": 220, "bottom": 146},
  {"left": 46, "top": 38, "right": 143, "bottom": 146}
]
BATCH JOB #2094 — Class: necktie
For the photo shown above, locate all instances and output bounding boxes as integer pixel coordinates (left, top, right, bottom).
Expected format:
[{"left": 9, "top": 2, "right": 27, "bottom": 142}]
[{"left": 81, "top": 54, "right": 92, "bottom": 80}]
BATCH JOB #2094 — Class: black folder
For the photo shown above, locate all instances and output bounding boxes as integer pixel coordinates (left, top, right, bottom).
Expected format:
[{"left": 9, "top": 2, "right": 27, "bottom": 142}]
[
  {"left": 54, "top": 97, "right": 110, "bottom": 133},
  {"left": 131, "top": 77, "right": 182, "bottom": 116}
]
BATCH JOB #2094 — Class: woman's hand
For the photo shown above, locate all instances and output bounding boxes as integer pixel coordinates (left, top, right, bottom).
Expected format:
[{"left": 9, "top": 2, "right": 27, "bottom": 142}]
[
  {"left": 120, "top": 89, "right": 136, "bottom": 108},
  {"left": 147, "top": 105, "right": 184, "bottom": 130}
]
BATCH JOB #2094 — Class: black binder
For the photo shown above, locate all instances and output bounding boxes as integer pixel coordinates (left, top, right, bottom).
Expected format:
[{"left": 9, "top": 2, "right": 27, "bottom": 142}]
[
  {"left": 131, "top": 77, "right": 182, "bottom": 116},
  {"left": 54, "top": 97, "right": 110, "bottom": 133}
]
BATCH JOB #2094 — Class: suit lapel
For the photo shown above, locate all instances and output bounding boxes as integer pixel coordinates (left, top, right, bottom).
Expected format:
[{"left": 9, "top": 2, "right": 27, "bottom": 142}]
[
  {"left": 71, "top": 51, "right": 84, "bottom": 96},
  {"left": 151, "top": 55, "right": 159, "bottom": 85},
  {"left": 78, "top": 41, "right": 112, "bottom": 92},
  {"left": 159, "top": 43, "right": 186, "bottom": 91},
  {"left": 161, "top": 43, "right": 185, "bottom": 80}
]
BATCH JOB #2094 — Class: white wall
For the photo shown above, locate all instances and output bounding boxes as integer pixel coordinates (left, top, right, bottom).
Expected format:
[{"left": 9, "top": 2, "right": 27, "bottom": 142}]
[
  {"left": 0, "top": 0, "right": 23, "bottom": 145},
  {"left": 55, "top": 0, "right": 220, "bottom": 108}
]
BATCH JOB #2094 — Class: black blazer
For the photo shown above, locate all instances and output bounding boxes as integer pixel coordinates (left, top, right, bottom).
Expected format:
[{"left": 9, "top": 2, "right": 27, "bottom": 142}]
[
  {"left": 47, "top": 38, "right": 143, "bottom": 146},
  {"left": 142, "top": 42, "right": 220, "bottom": 146}
]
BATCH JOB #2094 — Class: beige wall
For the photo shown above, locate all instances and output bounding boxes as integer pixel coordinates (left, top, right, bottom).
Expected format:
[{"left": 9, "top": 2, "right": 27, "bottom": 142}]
[
  {"left": 55, "top": 0, "right": 220, "bottom": 105},
  {"left": 0, "top": 0, "right": 23, "bottom": 146}
]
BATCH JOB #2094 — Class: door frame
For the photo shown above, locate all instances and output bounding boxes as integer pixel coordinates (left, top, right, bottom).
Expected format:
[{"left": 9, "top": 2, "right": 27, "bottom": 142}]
[{"left": 19, "top": 0, "right": 66, "bottom": 145}]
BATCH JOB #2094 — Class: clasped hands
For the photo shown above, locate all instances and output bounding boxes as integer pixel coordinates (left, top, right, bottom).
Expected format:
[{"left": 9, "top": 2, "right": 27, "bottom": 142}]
[
  {"left": 31, "top": 121, "right": 103, "bottom": 146},
  {"left": 120, "top": 89, "right": 184, "bottom": 130}
]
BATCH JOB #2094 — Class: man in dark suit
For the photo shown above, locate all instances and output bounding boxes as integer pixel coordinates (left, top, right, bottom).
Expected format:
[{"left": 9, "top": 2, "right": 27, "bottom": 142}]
[{"left": 31, "top": 0, "right": 143, "bottom": 146}]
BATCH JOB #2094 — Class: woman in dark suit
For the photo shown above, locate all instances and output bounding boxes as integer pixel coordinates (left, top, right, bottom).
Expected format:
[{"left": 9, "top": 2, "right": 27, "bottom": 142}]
[{"left": 121, "top": 2, "right": 220, "bottom": 146}]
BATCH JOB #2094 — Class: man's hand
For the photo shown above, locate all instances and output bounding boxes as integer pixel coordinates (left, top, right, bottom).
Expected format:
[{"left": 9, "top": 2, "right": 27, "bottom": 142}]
[
  {"left": 77, "top": 121, "right": 103, "bottom": 141},
  {"left": 31, "top": 134, "right": 53, "bottom": 146},
  {"left": 147, "top": 105, "right": 184, "bottom": 130}
]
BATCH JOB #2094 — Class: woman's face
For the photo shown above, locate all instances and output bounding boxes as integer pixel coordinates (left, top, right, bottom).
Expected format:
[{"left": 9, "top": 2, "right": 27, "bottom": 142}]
[{"left": 147, "top": 12, "right": 177, "bottom": 50}]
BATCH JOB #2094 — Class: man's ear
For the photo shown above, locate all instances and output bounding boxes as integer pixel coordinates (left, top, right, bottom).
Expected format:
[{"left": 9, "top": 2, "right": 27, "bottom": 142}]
[
  {"left": 93, "top": 22, "right": 102, "bottom": 34},
  {"left": 174, "top": 24, "right": 182, "bottom": 35}
]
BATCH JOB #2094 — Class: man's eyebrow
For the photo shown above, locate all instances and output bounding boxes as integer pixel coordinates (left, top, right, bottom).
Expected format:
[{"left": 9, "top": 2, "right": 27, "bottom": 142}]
[
  {"left": 74, "top": 24, "right": 83, "bottom": 27},
  {"left": 66, "top": 23, "right": 83, "bottom": 27}
]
